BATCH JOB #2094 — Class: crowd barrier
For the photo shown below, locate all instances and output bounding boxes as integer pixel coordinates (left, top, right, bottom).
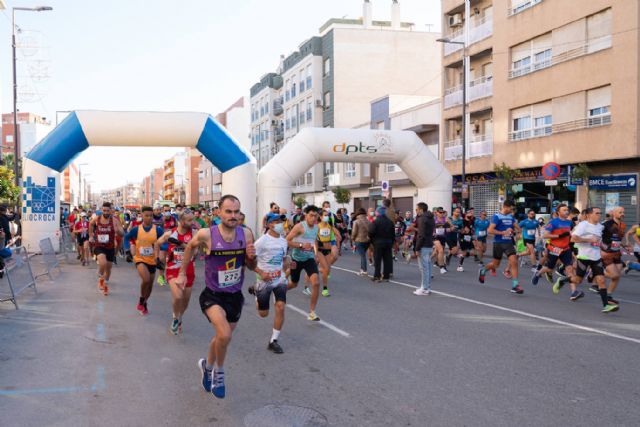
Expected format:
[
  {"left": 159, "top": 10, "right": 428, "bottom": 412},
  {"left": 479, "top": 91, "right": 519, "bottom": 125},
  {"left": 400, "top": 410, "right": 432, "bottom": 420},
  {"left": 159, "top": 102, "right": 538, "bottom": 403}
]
[{"left": 0, "top": 246, "right": 37, "bottom": 309}]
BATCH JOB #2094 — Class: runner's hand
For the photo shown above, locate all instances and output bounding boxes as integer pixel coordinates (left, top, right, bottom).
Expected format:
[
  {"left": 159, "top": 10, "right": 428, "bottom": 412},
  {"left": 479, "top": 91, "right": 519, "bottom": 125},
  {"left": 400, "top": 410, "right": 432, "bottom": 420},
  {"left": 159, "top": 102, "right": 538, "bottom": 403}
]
[
  {"left": 125, "top": 251, "right": 133, "bottom": 263},
  {"left": 156, "top": 257, "right": 165, "bottom": 270},
  {"left": 246, "top": 242, "right": 256, "bottom": 259},
  {"left": 302, "top": 242, "right": 313, "bottom": 251}
]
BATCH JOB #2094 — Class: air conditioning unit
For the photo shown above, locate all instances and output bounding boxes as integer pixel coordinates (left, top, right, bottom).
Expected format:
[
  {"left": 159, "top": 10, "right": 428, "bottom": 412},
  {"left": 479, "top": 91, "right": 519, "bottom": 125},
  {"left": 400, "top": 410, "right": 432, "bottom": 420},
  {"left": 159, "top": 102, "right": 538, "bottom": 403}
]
[
  {"left": 315, "top": 100, "right": 323, "bottom": 108},
  {"left": 448, "top": 14, "right": 463, "bottom": 27},
  {"left": 271, "top": 120, "right": 277, "bottom": 125}
]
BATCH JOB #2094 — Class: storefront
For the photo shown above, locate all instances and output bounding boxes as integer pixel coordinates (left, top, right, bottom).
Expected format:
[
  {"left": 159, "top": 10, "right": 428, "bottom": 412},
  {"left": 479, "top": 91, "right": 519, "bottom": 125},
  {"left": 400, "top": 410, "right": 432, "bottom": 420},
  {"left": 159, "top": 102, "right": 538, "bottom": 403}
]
[{"left": 588, "top": 174, "right": 638, "bottom": 223}]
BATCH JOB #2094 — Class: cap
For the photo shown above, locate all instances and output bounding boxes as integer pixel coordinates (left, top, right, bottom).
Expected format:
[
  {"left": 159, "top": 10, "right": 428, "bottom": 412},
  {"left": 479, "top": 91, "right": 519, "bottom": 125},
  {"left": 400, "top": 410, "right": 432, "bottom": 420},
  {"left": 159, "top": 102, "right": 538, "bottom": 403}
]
[
  {"left": 265, "top": 213, "right": 286, "bottom": 224},
  {"left": 80, "top": 212, "right": 87, "bottom": 217}
]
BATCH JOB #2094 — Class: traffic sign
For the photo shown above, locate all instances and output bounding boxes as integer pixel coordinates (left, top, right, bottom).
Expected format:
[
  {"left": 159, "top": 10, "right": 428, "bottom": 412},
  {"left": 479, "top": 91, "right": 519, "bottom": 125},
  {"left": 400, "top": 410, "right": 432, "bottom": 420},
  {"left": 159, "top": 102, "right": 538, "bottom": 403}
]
[
  {"left": 541, "top": 162, "right": 561, "bottom": 180},
  {"left": 545, "top": 180, "right": 558, "bottom": 186},
  {"left": 381, "top": 181, "right": 389, "bottom": 191}
]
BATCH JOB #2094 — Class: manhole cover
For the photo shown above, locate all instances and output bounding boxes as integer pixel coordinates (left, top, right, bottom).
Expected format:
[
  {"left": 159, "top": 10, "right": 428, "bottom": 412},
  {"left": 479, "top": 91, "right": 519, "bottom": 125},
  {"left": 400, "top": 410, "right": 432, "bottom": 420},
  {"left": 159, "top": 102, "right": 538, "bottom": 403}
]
[{"left": 244, "top": 405, "right": 328, "bottom": 427}]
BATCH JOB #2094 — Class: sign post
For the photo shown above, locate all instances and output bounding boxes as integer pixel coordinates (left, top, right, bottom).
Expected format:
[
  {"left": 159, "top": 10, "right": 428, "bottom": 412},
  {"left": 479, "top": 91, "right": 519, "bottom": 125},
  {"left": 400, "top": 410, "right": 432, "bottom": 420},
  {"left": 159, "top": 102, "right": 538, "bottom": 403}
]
[
  {"left": 541, "top": 162, "right": 561, "bottom": 212},
  {"left": 381, "top": 180, "right": 390, "bottom": 199}
]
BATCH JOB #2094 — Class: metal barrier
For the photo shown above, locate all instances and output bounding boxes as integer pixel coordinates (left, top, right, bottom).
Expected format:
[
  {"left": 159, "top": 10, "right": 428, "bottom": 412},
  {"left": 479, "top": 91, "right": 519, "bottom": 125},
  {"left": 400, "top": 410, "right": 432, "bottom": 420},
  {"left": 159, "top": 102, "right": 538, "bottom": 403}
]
[
  {"left": 0, "top": 246, "right": 37, "bottom": 309},
  {"left": 36, "top": 237, "right": 60, "bottom": 280},
  {"left": 58, "top": 225, "right": 77, "bottom": 263}
]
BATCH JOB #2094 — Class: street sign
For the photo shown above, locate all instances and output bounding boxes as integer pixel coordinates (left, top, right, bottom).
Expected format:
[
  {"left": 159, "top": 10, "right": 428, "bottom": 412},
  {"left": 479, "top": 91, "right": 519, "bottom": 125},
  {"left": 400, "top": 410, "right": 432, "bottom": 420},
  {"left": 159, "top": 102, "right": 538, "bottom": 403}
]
[
  {"left": 545, "top": 180, "right": 558, "bottom": 186},
  {"left": 541, "top": 162, "right": 561, "bottom": 180},
  {"left": 381, "top": 180, "right": 390, "bottom": 198}
]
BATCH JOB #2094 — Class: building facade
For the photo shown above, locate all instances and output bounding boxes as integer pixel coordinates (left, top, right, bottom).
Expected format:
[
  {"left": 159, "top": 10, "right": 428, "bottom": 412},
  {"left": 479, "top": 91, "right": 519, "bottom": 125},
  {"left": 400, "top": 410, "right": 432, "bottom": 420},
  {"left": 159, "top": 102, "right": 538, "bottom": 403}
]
[
  {"left": 1, "top": 112, "right": 52, "bottom": 158},
  {"left": 441, "top": 0, "right": 639, "bottom": 221},
  {"left": 163, "top": 152, "right": 186, "bottom": 203}
]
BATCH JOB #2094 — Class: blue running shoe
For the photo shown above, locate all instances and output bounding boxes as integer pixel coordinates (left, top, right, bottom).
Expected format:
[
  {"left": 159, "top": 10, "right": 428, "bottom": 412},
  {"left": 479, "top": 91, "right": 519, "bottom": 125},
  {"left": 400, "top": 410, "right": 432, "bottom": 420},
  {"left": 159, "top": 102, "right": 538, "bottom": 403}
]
[
  {"left": 170, "top": 318, "right": 180, "bottom": 335},
  {"left": 198, "top": 358, "right": 212, "bottom": 392},
  {"left": 531, "top": 271, "right": 540, "bottom": 286},
  {"left": 212, "top": 370, "right": 225, "bottom": 399}
]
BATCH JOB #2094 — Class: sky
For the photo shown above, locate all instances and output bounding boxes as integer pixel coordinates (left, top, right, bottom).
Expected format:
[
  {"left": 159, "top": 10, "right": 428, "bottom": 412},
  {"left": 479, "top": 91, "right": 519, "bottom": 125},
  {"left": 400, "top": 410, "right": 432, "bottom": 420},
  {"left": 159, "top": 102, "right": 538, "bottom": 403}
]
[{"left": 0, "top": 0, "right": 441, "bottom": 191}]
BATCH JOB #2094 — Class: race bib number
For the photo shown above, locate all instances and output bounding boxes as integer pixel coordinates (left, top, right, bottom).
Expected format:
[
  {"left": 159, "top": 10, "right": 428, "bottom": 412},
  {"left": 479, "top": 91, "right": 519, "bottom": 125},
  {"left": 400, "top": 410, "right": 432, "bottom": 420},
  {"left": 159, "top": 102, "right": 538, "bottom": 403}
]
[
  {"left": 97, "top": 234, "right": 109, "bottom": 244},
  {"left": 478, "top": 230, "right": 487, "bottom": 237},
  {"left": 610, "top": 241, "right": 621, "bottom": 251},
  {"left": 218, "top": 268, "right": 242, "bottom": 288},
  {"left": 319, "top": 228, "right": 331, "bottom": 238},
  {"left": 139, "top": 246, "right": 153, "bottom": 257},
  {"left": 266, "top": 270, "right": 282, "bottom": 280},
  {"left": 527, "top": 229, "right": 536, "bottom": 236},
  {"left": 172, "top": 249, "right": 184, "bottom": 266},
  {"left": 549, "top": 245, "right": 564, "bottom": 256},
  {"left": 463, "top": 235, "right": 472, "bottom": 242},
  {"left": 436, "top": 228, "right": 445, "bottom": 236}
]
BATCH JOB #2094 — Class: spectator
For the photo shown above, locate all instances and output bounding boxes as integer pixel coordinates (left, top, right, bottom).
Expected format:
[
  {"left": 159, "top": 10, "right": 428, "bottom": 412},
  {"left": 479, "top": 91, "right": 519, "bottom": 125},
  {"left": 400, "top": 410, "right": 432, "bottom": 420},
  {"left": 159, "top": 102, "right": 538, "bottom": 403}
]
[
  {"left": 368, "top": 206, "right": 395, "bottom": 282},
  {"left": 351, "top": 208, "right": 370, "bottom": 276},
  {"left": 413, "top": 202, "right": 435, "bottom": 296},
  {"left": 0, "top": 206, "right": 12, "bottom": 241},
  {"left": 292, "top": 206, "right": 304, "bottom": 225}
]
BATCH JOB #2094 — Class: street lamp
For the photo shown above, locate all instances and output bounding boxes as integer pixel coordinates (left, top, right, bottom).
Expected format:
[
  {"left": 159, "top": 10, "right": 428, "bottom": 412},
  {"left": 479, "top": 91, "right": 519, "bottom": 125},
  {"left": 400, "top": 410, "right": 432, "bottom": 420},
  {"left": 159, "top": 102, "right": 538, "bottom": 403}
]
[
  {"left": 78, "top": 163, "right": 88, "bottom": 207},
  {"left": 12, "top": 5, "right": 53, "bottom": 186},
  {"left": 437, "top": 36, "right": 467, "bottom": 208}
]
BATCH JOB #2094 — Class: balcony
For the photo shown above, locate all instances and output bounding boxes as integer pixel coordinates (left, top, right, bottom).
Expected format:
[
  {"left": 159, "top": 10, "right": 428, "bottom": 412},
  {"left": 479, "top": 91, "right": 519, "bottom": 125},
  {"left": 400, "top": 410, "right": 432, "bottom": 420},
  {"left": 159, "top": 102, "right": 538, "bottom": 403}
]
[
  {"left": 274, "top": 129, "right": 284, "bottom": 142},
  {"left": 444, "top": 134, "right": 493, "bottom": 161},
  {"left": 273, "top": 100, "right": 283, "bottom": 116},
  {"left": 508, "top": 0, "right": 542, "bottom": 17},
  {"left": 508, "top": 114, "right": 611, "bottom": 141},
  {"left": 443, "top": 16, "right": 493, "bottom": 57},
  {"left": 444, "top": 75, "right": 493, "bottom": 109}
]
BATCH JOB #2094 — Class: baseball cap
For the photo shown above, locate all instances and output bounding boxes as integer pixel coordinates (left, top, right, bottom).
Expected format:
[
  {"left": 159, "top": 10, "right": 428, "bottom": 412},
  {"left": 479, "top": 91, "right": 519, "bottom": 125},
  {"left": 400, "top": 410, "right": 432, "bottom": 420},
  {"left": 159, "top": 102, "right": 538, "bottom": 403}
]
[
  {"left": 80, "top": 212, "right": 87, "bottom": 217},
  {"left": 265, "top": 213, "right": 286, "bottom": 224}
]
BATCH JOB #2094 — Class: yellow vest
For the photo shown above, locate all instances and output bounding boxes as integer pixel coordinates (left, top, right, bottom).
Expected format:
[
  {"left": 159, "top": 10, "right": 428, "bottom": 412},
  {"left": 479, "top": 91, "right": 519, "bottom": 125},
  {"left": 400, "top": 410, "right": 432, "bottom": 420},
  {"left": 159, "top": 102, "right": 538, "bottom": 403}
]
[{"left": 133, "top": 225, "right": 158, "bottom": 265}]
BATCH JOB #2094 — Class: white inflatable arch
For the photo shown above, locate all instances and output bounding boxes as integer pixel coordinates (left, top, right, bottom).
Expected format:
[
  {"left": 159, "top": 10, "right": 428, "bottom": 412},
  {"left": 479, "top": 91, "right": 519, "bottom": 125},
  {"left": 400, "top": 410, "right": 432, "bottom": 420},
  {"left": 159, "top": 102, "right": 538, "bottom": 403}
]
[
  {"left": 22, "top": 111, "right": 256, "bottom": 251},
  {"left": 258, "top": 128, "right": 452, "bottom": 215}
]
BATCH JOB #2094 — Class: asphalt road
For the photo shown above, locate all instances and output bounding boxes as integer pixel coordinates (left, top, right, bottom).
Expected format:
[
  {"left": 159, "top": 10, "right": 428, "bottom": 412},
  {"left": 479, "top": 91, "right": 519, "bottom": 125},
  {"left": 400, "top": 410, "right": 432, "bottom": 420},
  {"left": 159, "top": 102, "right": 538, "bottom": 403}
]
[{"left": 1, "top": 251, "right": 640, "bottom": 427}]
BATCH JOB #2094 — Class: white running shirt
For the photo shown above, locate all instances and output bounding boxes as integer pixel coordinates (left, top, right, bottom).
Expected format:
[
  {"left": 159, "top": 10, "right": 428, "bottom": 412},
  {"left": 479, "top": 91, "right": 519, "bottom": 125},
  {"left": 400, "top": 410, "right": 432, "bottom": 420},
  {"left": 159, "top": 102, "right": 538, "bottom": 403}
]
[
  {"left": 572, "top": 221, "right": 603, "bottom": 261},
  {"left": 254, "top": 233, "right": 288, "bottom": 288}
]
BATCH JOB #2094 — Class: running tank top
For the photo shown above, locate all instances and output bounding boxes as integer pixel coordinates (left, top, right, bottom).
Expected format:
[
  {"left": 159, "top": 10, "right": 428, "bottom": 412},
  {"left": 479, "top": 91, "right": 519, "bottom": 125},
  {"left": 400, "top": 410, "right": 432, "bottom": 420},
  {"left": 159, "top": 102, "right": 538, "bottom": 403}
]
[
  {"left": 166, "top": 227, "right": 194, "bottom": 274},
  {"left": 152, "top": 215, "right": 164, "bottom": 227},
  {"left": 434, "top": 217, "right": 447, "bottom": 237},
  {"left": 292, "top": 222, "right": 318, "bottom": 261},
  {"left": 133, "top": 225, "right": 158, "bottom": 265},
  {"left": 205, "top": 225, "right": 246, "bottom": 293},
  {"left": 317, "top": 222, "right": 333, "bottom": 244},
  {"left": 95, "top": 218, "right": 116, "bottom": 249}
]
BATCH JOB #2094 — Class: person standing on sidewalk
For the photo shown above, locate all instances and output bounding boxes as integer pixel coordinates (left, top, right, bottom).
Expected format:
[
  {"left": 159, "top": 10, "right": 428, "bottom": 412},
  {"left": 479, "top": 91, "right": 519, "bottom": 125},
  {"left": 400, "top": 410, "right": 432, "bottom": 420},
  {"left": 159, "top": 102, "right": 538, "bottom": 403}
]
[
  {"left": 351, "top": 208, "right": 371, "bottom": 276},
  {"left": 368, "top": 207, "right": 395, "bottom": 282},
  {"left": 413, "top": 202, "right": 435, "bottom": 295}
]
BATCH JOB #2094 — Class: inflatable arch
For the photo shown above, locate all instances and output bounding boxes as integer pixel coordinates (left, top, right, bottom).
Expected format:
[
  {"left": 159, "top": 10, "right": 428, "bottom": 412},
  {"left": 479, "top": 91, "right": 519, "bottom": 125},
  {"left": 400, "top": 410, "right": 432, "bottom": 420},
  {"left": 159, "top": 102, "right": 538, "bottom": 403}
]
[
  {"left": 258, "top": 128, "right": 452, "bottom": 215},
  {"left": 22, "top": 111, "right": 256, "bottom": 251}
]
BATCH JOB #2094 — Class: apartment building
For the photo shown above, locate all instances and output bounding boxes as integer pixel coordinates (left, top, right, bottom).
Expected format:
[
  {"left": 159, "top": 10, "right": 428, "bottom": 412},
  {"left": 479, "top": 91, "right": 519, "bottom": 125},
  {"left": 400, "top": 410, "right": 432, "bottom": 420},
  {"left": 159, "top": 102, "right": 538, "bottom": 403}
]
[
  {"left": 163, "top": 152, "right": 185, "bottom": 203},
  {"left": 2, "top": 112, "right": 52, "bottom": 157},
  {"left": 250, "top": 1, "right": 441, "bottom": 205},
  {"left": 99, "top": 183, "right": 142, "bottom": 208},
  {"left": 441, "top": 0, "right": 639, "bottom": 221}
]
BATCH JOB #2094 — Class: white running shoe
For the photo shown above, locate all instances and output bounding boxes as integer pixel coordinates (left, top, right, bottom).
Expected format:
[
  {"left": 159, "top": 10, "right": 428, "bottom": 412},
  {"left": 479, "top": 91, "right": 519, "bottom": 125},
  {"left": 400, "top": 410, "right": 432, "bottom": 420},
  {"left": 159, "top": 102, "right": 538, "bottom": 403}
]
[
  {"left": 440, "top": 267, "right": 447, "bottom": 274},
  {"left": 413, "top": 289, "right": 431, "bottom": 296},
  {"left": 456, "top": 266, "right": 464, "bottom": 272}
]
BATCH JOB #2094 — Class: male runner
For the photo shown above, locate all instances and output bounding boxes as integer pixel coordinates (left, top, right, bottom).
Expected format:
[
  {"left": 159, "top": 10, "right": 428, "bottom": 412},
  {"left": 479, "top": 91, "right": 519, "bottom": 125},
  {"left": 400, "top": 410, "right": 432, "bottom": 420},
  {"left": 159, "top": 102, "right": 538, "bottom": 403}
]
[
  {"left": 624, "top": 223, "right": 640, "bottom": 273},
  {"left": 157, "top": 209, "right": 196, "bottom": 334},
  {"left": 286, "top": 205, "right": 321, "bottom": 321},
  {"left": 473, "top": 210, "right": 490, "bottom": 264},
  {"left": 456, "top": 210, "right": 475, "bottom": 272},
  {"left": 570, "top": 207, "right": 619, "bottom": 312},
  {"left": 176, "top": 195, "right": 256, "bottom": 399},
  {"left": 89, "top": 202, "right": 124, "bottom": 296},
  {"left": 519, "top": 209, "right": 540, "bottom": 268},
  {"left": 597, "top": 206, "right": 627, "bottom": 304},
  {"left": 478, "top": 200, "right": 523, "bottom": 294},
  {"left": 252, "top": 213, "right": 291, "bottom": 353},
  {"left": 157, "top": 205, "right": 177, "bottom": 286},
  {"left": 126, "top": 206, "right": 164, "bottom": 315},
  {"left": 72, "top": 212, "right": 91, "bottom": 266},
  {"left": 446, "top": 207, "right": 463, "bottom": 267}
]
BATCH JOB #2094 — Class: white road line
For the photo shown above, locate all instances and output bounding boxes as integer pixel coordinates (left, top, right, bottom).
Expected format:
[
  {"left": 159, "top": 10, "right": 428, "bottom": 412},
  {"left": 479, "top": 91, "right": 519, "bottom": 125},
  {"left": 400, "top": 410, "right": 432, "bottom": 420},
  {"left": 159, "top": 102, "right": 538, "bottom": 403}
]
[
  {"left": 333, "top": 266, "right": 640, "bottom": 345},
  {"left": 286, "top": 303, "right": 350, "bottom": 338}
]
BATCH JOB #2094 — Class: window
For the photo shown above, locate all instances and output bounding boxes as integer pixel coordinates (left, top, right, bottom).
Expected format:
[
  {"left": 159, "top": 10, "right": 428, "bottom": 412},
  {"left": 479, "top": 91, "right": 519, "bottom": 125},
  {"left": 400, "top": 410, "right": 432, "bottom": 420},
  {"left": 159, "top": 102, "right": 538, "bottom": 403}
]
[
  {"left": 260, "top": 106, "right": 264, "bottom": 117},
  {"left": 306, "top": 64, "right": 312, "bottom": 89},
  {"left": 345, "top": 163, "right": 356, "bottom": 178},
  {"left": 511, "top": 116, "right": 532, "bottom": 140},
  {"left": 323, "top": 58, "right": 331, "bottom": 77},
  {"left": 513, "top": 56, "right": 531, "bottom": 71},
  {"left": 306, "top": 172, "right": 313, "bottom": 185},
  {"left": 5, "top": 135, "right": 13, "bottom": 143},
  {"left": 386, "top": 164, "right": 401, "bottom": 173},
  {"left": 533, "top": 115, "right": 552, "bottom": 136},
  {"left": 323, "top": 91, "right": 331, "bottom": 109},
  {"left": 212, "top": 184, "right": 221, "bottom": 193},
  {"left": 291, "top": 115, "right": 297, "bottom": 129},
  {"left": 264, "top": 102, "right": 269, "bottom": 114},
  {"left": 306, "top": 99, "right": 312, "bottom": 121},
  {"left": 291, "top": 82, "right": 297, "bottom": 98},
  {"left": 534, "top": 49, "right": 551, "bottom": 70},
  {"left": 325, "top": 162, "right": 335, "bottom": 175}
]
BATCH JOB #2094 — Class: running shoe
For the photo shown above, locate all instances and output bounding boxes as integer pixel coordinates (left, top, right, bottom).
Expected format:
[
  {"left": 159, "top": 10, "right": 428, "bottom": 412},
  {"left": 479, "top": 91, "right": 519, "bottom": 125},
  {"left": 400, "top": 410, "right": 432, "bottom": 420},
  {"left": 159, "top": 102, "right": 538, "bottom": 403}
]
[
  {"left": 623, "top": 262, "right": 631, "bottom": 275},
  {"left": 102, "top": 283, "right": 109, "bottom": 296},
  {"left": 308, "top": 311, "right": 320, "bottom": 321},
  {"left": 322, "top": 288, "right": 330, "bottom": 297},
  {"left": 478, "top": 268, "right": 486, "bottom": 284},
  {"left": 440, "top": 267, "right": 447, "bottom": 275},
  {"left": 170, "top": 318, "right": 180, "bottom": 335},
  {"left": 98, "top": 277, "right": 105, "bottom": 293},
  {"left": 359, "top": 270, "right": 367, "bottom": 276},
  {"left": 601, "top": 304, "right": 619, "bottom": 313},
  {"left": 136, "top": 303, "right": 145, "bottom": 315},
  {"left": 405, "top": 253, "right": 412, "bottom": 263},
  {"left": 157, "top": 275, "right": 166, "bottom": 287},
  {"left": 212, "top": 370, "right": 225, "bottom": 399},
  {"left": 371, "top": 277, "right": 382, "bottom": 283},
  {"left": 510, "top": 285, "right": 524, "bottom": 294},
  {"left": 247, "top": 285, "right": 256, "bottom": 296},
  {"left": 570, "top": 290, "right": 585, "bottom": 301},
  {"left": 490, "top": 270, "right": 496, "bottom": 277},
  {"left": 393, "top": 256, "right": 398, "bottom": 261},
  {"left": 198, "top": 358, "right": 212, "bottom": 392},
  {"left": 588, "top": 284, "right": 599, "bottom": 293},
  {"left": 607, "top": 296, "right": 620, "bottom": 305},
  {"left": 413, "top": 289, "right": 431, "bottom": 296},
  {"left": 544, "top": 272, "right": 553, "bottom": 284},
  {"left": 302, "top": 287, "right": 311, "bottom": 296},
  {"left": 552, "top": 278, "right": 565, "bottom": 294},
  {"left": 503, "top": 270, "right": 512, "bottom": 279},
  {"left": 178, "top": 320, "right": 182, "bottom": 334},
  {"left": 531, "top": 271, "right": 540, "bottom": 286},
  {"left": 456, "top": 266, "right": 464, "bottom": 272},
  {"left": 268, "top": 340, "right": 284, "bottom": 354}
]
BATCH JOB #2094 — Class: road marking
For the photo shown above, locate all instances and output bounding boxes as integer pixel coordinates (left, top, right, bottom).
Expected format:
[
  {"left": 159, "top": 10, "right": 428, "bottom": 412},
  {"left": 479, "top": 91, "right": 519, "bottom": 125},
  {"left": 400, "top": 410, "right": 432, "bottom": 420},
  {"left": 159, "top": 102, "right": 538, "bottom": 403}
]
[
  {"left": 97, "top": 301, "right": 104, "bottom": 314},
  {"left": 333, "top": 266, "right": 640, "bottom": 345},
  {"left": 96, "top": 323, "right": 106, "bottom": 342},
  {"left": 0, "top": 365, "right": 106, "bottom": 396},
  {"left": 286, "top": 303, "right": 350, "bottom": 338}
]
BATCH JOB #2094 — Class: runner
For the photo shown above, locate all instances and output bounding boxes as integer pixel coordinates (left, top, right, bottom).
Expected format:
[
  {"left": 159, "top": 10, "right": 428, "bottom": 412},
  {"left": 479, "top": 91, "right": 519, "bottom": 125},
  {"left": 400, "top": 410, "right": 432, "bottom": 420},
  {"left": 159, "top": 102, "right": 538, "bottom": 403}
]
[
  {"left": 433, "top": 208, "right": 450, "bottom": 274},
  {"left": 126, "top": 206, "right": 164, "bottom": 315},
  {"left": 519, "top": 209, "right": 540, "bottom": 269},
  {"left": 316, "top": 209, "right": 341, "bottom": 297},
  {"left": 446, "top": 208, "right": 463, "bottom": 268},
  {"left": 623, "top": 223, "right": 640, "bottom": 273},
  {"left": 478, "top": 200, "right": 523, "bottom": 294},
  {"left": 89, "top": 202, "right": 124, "bottom": 296},
  {"left": 402, "top": 211, "right": 415, "bottom": 261},
  {"left": 157, "top": 205, "right": 177, "bottom": 286},
  {"left": 393, "top": 212, "right": 407, "bottom": 261},
  {"left": 570, "top": 207, "right": 619, "bottom": 312},
  {"left": 456, "top": 210, "right": 475, "bottom": 272},
  {"left": 473, "top": 210, "right": 490, "bottom": 264},
  {"left": 157, "top": 209, "right": 196, "bottom": 334},
  {"left": 251, "top": 212, "right": 291, "bottom": 354},
  {"left": 596, "top": 206, "right": 627, "bottom": 304},
  {"left": 72, "top": 212, "right": 91, "bottom": 266},
  {"left": 531, "top": 204, "right": 576, "bottom": 293},
  {"left": 286, "top": 205, "right": 321, "bottom": 321}
]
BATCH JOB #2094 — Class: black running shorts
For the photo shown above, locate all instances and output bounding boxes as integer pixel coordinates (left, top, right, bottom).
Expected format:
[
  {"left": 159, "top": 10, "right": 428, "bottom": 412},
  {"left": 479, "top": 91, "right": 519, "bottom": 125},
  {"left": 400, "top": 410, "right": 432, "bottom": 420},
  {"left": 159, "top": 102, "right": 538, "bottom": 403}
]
[
  {"left": 545, "top": 248, "right": 573, "bottom": 269},
  {"left": 290, "top": 258, "right": 319, "bottom": 283},
  {"left": 492, "top": 242, "right": 516, "bottom": 260},
  {"left": 94, "top": 247, "right": 115, "bottom": 263},
  {"left": 575, "top": 258, "right": 604, "bottom": 278},
  {"left": 256, "top": 282, "right": 287, "bottom": 311},
  {"left": 199, "top": 288, "right": 244, "bottom": 324}
]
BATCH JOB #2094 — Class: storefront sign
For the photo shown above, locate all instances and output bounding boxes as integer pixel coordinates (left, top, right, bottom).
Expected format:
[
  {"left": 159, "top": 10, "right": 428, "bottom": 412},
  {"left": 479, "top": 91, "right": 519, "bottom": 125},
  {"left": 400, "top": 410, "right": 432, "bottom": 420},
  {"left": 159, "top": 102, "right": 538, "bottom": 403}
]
[
  {"left": 588, "top": 175, "right": 637, "bottom": 190},
  {"left": 452, "top": 166, "right": 583, "bottom": 189}
]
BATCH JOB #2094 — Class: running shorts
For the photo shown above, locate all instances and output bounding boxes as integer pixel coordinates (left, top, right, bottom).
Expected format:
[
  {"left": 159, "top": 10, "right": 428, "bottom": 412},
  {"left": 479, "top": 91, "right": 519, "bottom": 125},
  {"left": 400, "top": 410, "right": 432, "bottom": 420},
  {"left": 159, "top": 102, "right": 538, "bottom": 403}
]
[
  {"left": 545, "top": 248, "right": 573, "bottom": 269},
  {"left": 165, "top": 269, "right": 195, "bottom": 288},
  {"left": 94, "top": 247, "right": 115, "bottom": 263},
  {"left": 256, "top": 282, "right": 287, "bottom": 311},
  {"left": 475, "top": 236, "right": 487, "bottom": 244},
  {"left": 136, "top": 262, "right": 157, "bottom": 275},
  {"left": 290, "top": 258, "right": 319, "bottom": 283},
  {"left": 492, "top": 242, "right": 516, "bottom": 260},
  {"left": 435, "top": 236, "right": 446, "bottom": 246},
  {"left": 576, "top": 258, "right": 605, "bottom": 278},
  {"left": 76, "top": 235, "right": 89, "bottom": 246},
  {"left": 460, "top": 239, "right": 474, "bottom": 251},
  {"left": 523, "top": 238, "right": 535, "bottom": 246},
  {"left": 601, "top": 251, "right": 622, "bottom": 266},
  {"left": 318, "top": 248, "right": 332, "bottom": 257},
  {"left": 446, "top": 234, "right": 459, "bottom": 249},
  {"left": 199, "top": 288, "right": 244, "bottom": 324}
]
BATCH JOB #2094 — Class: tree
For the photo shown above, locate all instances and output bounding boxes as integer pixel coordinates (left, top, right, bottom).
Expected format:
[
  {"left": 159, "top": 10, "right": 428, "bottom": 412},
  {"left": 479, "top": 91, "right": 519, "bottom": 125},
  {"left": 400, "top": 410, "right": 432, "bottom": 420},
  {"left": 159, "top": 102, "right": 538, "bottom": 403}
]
[
  {"left": 0, "top": 165, "right": 20, "bottom": 204},
  {"left": 494, "top": 162, "right": 521, "bottom": 199},
  {"left": 571, "top": 163, "right": 593, "bottom": 206},
  {"left": 293, "top": 196, "right": 307, "bottom": 209},
  {"left": 332, "top": 186, "right": 352, "bottom": 207},
  {"left": 1, "top": 154, "right": 21, "bottom": 178}
]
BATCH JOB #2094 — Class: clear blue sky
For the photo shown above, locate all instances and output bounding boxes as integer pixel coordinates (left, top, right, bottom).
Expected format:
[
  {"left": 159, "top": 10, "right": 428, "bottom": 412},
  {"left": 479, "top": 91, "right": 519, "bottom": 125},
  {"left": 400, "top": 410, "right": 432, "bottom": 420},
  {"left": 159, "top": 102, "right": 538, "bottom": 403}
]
[{"left": 0, "top": 0, "right": 441, "bottom": 191}]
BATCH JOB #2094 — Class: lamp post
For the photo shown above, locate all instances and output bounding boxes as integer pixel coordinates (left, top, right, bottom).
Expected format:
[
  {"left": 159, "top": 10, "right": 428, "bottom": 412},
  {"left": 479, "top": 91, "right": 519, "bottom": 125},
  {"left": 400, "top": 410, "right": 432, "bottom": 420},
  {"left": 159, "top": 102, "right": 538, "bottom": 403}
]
[
  {"left": 78, "top": 163, "right": 88, "bottom": 207},
  {"left": 12, "top": 5, "right": 53, "bottom": 186}
]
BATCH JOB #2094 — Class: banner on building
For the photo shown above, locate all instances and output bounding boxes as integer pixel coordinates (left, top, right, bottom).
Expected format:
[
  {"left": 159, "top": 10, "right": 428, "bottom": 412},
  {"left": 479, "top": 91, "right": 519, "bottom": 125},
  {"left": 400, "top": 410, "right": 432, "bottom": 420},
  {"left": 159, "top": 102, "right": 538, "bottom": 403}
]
[{"left": 588, "top": 175, "right": 637, "bottom": 190}]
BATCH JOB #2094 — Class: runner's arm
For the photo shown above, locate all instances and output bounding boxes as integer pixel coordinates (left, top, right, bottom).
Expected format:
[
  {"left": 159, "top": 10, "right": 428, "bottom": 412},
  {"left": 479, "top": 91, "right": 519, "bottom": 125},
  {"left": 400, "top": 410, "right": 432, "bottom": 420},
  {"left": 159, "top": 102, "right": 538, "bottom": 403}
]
[
  {"left": 625, "top": 226, "right": 637, "bottom": 246},
  {"left": 243, "top": 227, "right": 257, "bottom": 270},
  {"left": 178, "top": 228, "right": 208, "bottom": 277},
  {"left": 114, "top": 218, "right": 125, "bottom": 237},
  {"left": 286, "top": 224, "right": 304, "bottom": 248},
  {"left": 88, "top": 219, "right": 95, "bottom": 242}
]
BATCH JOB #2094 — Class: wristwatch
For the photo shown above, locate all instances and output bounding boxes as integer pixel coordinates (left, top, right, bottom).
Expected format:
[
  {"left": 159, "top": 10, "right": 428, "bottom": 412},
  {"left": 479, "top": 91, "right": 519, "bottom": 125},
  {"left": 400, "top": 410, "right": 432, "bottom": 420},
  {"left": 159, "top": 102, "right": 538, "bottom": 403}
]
[{"left": 299, "top": 243, "right": 303, "bottom": 248}]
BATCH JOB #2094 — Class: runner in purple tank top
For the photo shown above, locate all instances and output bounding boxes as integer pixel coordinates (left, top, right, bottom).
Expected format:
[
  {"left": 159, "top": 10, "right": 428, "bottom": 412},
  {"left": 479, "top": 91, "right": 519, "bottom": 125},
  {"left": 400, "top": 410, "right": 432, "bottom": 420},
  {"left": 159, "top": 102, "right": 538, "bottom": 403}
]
[{"left": 176, "top": 195, "right": 256, "bottom": 399}]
